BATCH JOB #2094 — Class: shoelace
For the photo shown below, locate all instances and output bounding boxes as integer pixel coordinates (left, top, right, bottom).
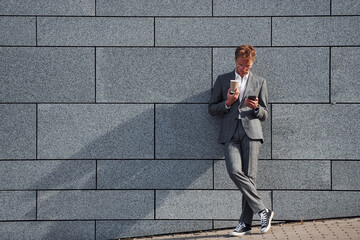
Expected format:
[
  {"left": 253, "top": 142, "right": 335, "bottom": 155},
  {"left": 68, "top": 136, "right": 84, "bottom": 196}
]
[
  {"left": 260, "top": 210, "right": 268, "bottom": 226},
  {"left": 235, "top": 222, "right": 246, "bottom": 231}
]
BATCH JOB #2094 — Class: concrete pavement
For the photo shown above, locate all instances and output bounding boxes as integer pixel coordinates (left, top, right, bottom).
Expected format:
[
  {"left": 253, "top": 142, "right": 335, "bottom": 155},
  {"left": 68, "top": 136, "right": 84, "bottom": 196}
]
[{"left": 126, "top": 217, "right": 360, "bottom": 240}]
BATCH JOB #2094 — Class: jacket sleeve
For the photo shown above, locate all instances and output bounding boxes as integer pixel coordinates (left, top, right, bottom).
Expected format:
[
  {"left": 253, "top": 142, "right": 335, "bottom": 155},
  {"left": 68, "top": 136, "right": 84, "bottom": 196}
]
[
  {"left": 253, "top": 78, "right": 269, "bottom": 121},
  {"left": 208, "top": 76, "right": 230, "bottom": 117}
]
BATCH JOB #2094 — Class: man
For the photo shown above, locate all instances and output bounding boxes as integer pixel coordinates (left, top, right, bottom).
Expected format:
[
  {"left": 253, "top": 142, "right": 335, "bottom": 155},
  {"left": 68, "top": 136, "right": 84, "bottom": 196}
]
[{"left": 208, "top": 45, "right": 274, "bottom": 236}]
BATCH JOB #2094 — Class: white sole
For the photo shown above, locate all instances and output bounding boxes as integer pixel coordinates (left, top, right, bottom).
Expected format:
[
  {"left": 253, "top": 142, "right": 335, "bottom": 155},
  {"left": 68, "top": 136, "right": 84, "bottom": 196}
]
[
  {"left": 261, "top": 211, "right": 274, "bottom": 234},
  {"left": 229, "top": 230, "right": 251, "bottom": 237}
]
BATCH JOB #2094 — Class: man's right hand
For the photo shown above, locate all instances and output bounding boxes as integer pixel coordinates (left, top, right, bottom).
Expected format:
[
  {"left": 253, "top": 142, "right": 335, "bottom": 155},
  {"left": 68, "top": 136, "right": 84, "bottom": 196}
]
[{"left": 226, "top": 88, "right": 239, "bottom": 107}]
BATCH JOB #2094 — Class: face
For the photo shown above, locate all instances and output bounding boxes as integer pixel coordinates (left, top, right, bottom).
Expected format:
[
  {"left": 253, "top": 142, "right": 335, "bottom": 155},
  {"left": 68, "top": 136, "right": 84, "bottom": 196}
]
[{"left": 235, "top": 56, "right": 254, "bottom": 77}]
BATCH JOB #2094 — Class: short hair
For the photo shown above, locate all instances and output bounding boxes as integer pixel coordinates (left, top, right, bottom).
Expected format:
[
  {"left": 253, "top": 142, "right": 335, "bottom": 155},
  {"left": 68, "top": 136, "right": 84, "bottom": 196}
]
[{"left": 235, "top": 45, "right": 256, "bottom": 60}]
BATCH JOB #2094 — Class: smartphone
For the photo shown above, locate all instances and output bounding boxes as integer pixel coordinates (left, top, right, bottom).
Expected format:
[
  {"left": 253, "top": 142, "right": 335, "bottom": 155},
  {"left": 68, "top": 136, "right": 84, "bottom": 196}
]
[{"left": 248, "top": 96, "right": 257, "bottom": 101}]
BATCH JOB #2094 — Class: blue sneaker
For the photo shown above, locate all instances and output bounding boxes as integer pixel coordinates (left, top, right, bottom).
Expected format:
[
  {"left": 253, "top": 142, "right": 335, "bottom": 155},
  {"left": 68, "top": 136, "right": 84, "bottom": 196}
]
[
  {"left": 259, "top": 209, "right": 274, "bottom": 233},
  {"left": 229, "top": 222, "right": 251, "bottom": 236}
]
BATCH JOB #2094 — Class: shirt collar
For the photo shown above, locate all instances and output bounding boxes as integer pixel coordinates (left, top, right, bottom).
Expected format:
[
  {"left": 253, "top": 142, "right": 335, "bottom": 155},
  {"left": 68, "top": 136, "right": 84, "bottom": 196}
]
[{"left": 234, "top": 70, "right": 249, "bottom": 81}]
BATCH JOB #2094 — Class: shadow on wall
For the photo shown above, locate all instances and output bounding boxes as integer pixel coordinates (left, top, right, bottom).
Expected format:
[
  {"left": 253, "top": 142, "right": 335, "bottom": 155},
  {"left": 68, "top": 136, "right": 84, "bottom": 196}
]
[{"left": 37, "top": 90, "right": 228, "bottom": 239}]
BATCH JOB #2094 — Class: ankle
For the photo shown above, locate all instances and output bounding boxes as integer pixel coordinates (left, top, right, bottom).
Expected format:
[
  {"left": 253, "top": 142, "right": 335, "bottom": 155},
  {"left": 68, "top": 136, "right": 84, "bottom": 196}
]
[{"left": 259, "top": 208, "right": 268, "bottom": 214}]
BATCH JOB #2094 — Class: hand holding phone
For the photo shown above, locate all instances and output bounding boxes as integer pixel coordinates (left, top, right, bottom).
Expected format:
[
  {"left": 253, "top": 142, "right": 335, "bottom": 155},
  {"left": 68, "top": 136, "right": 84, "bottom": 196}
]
[{"left": 245, "top": 96, "right": 258, "bottom": 109}]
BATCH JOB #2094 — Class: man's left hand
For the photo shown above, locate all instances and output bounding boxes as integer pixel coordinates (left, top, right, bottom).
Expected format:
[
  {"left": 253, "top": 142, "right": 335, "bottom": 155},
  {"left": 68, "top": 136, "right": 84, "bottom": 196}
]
[{"left": 245, "top": 97, "right": 258, "bottom": 109}]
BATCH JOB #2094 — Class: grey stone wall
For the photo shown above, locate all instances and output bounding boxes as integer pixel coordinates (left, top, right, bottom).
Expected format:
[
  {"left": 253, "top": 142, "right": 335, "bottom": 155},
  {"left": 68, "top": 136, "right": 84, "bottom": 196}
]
[{"left": 0, "top": 1, "right": 359, "bottom": 239}]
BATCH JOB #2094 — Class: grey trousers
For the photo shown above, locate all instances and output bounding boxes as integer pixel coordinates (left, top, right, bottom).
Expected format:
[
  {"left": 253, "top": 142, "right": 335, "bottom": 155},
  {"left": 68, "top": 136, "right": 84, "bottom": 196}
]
[{"left": 224, "top": 119, "right": 266, "bottom": 225}]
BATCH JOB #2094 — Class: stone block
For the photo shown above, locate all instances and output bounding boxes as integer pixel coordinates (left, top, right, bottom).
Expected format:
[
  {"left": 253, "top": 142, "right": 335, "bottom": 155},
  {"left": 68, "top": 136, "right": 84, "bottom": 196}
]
[
  {"left": 253, "top": 48, "right": 329, "bottom": 103},
  {"left": 0, "top": 47, "right": 95, "bottom": 102},
  {"left": 96, "top": 48, "right": 211, "bottom": 103},
  {"left": 156, "top": 104, "right": 270, "bottom": 159},
  {"left": 0, "top": 17, "right": 35, "bottom": 45},
  {"left": 0, "top": 191, "right": 36, "bottom": 220},
  {"left": 155, "top": 18, "right": 270, "bottom": 46},
  {"left": 214, "top": 160, "right": 331, "bottom": 190},
  {"left": 155, "top": 104, "right": 223, "bottom": 159},
  {"left": 333, "top": 161, "right": 360, "bottom": 190},
  {"left": 96, "top": 0, "right": 211, "bottom": 16},
  {"left": 0, "top": 0, "right": 95, "bottom": 15},
  {"left": 96, "top": 220, "right": 212, "bottom": 239},
  {"left": 0, "top": 221, "right": 94, "bottom": 240},
  {"left": 38, "top": 190, "right": 154, "bottom": 220},
  {"left": 38, "top": 104, "right": 154, "bottom": 159},
  {"left": 0, "top": 104, "right": 36, "bottom": 159},
  {"left": 214, "top": 160, "right": 236, "bottom": 189},
  {"left": 212, "top": 48, "right": 236, "bottom": 82},
  {"left": 155, "top": 190, "right": 271, "bottom": 219},
  {"left": 38, "top": 17, "right": 153, "bottom": 46},
  {"left": 273, "top": 191, "right": 360, "bottom": 220},
  {"left": 98, "top": 160, "right": 213, "bottom": 189},
  {"left": 213, "top": 220, "right": 238, "bottom": 229},
  {"left": 272, "top": 104, "right": 360, "bottom": 159},
  {"left": 273, "top": 17, "right": 360, "bottom": 46},
  {"left": 213, "top": 0, "right": 329, "bottom": 16},
  {"left": 258, "top": 160, "right": 331, "bottom": 190},
  {"left": 332, "top": 0, "right": 360, "bottom": 15},
  {"left": 213, "top": 47, "right": 329, "bottom": 103},
  {"left": 0, "top": 160, "right": 96, "bottom": 190},
  {"left": 331, "top": 47, "right": 360, "bottom": 102}
]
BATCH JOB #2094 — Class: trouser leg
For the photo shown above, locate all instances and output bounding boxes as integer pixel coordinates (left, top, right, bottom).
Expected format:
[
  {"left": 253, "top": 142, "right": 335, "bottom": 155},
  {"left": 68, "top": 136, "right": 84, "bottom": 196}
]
[
  {"left": 239, "top": 133, "right": 262, "bottom": 224},
  {"left": 240, "top": 196, "right": 253, "bottom": 224},
  {"left": 224, "top": 120, "right": 266, "bottom": 225}
]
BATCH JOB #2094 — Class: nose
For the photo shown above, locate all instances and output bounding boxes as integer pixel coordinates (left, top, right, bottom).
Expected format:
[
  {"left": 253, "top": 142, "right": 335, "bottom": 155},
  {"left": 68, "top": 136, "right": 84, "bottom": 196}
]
[{"left": 238, "top": 66, "right": 249, "bottom": 70}]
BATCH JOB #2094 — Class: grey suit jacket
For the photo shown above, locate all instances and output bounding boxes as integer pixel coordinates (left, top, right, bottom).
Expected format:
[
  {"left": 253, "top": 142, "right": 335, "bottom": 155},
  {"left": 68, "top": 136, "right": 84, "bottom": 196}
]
[{"left": 208, "top": 70, "right": 269, "bottom": 144}]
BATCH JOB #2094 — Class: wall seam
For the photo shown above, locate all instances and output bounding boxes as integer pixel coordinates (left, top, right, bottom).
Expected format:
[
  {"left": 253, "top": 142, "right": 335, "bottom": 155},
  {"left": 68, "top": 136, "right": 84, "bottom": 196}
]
[
  {"left": 3, "top": 101, "right": 358, "bottom": 105},
  {"left": 329, "top": 46, "right": 332, "bottom": 103},
  {"left": 154, "top": 17, "right": 156, "bottom": 47},
  {"left": 96, "top": 160, "right": 98, "bottom": 190},
  {"left": 1, "top": 158, "right": 357, "bottom": 162},
  {"left": 154, "top": 104, "right": 156, "bottom": 159},
  {"left": 212, "top": 160, "right": 215, "bottom": 190},
  {"left": 0, "top": 213, "right": 358, "bottom": 221},
  {"left": 0, "top": 188, "right": 358, "bottom": 192},
  {"left": 95, "top": 47, "right": 97, "bottom": 103},
  {"left": 2, "top": 45, "right": 360, "bottom": 48},
  {"left": 0, "top": 45, "right": 265, "bottom": 48},
  {"left": 211, "top": 47, "right": 214, "bottom": 87},
  {"left": 330, "top": 160, "right": 333, "bottom": 190},
  {"left": 36, "top": 190, "right": 38, "bottom": 220},
  {"left": 0, "top": 217, "right": 357, "bottom": 222},
  {"left": 36, "top": 104, "right": 38, "bottom": 160},
  {"left": 95, "top": 0, "right": 97, "bottom": 16},
  {"left": 94, "top": 220, "right": 97, "bottom": 240},
  {"left": 1, "top": 14, "right": 360, "bottom": 17},
  {"left": 154, "top": 190, "right": 156, "bottom": 219},
  {"left": 35, "top": 16, "right": 38, "bottom": 46},
  {"left": 270, "top": 103, "right": 273, "bottom": 160},
  {"left": 270, "top": 17, "right": 273, "bottom": 46},
  {"left": 212, "top": 0, "right": 214, "bottom": 16}
]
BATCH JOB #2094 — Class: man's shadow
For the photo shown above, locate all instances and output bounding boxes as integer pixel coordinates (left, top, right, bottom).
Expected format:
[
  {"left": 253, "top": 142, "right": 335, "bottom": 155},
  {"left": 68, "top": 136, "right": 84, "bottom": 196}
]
[{"left": 35, "top": 85, "right": 272, "bottom": 239}]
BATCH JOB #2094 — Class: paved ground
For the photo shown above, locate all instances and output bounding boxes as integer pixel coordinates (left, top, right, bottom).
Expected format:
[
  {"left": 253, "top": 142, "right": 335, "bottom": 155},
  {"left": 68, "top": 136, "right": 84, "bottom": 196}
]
[{"left": 129, "top": 217, "right": 360, "bottom": 240}]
